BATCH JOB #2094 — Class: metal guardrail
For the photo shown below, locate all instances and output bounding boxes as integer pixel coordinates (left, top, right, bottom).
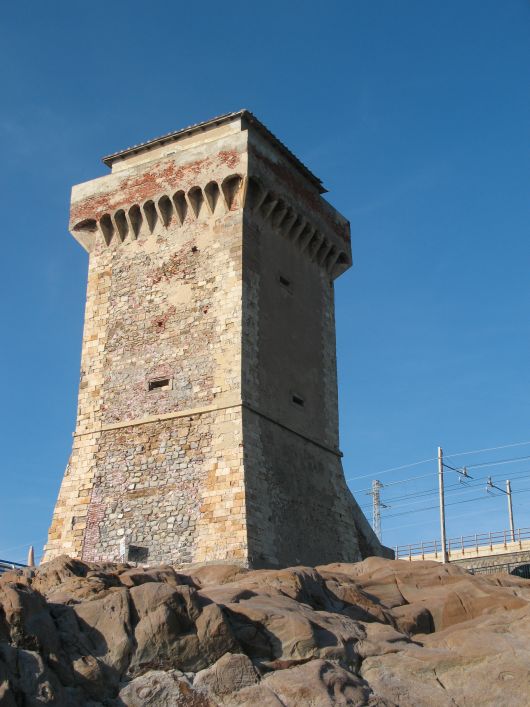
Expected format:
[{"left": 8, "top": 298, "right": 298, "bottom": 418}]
[
  {"left": 0, "top": 559, "right": 28, "bottom": 574},
  {"left": 395, "top": 527, "right": 530, "bottom": 560}
]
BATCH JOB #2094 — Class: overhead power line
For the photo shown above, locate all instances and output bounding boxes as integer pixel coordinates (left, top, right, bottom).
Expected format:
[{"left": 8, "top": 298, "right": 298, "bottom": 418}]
[
  {"left": 361, "top": 478, "right": 530, "bottom": 514},
  {"left": 445, "top": 440, "right": 530, "bottom": 459},
  {"left": 380, "top": 484, "right": 490, "bottom": 509},
  {"left": 352, "top": 441, "right": 530, "bottom": 549},
  {"left": 347, "top": 457, "right": 436, "bottom": 483},
  {"left": 366, "top": 469, "right": 530, "bottom": 501},
  {"left": 349, "top": 439, "right": 530, "bottom": 486},
  {"left": 383, "top": 506, "right": 510, "bottom": 533},
  {"left": 358, "top": 481, "right": 487, "bottom": 512},
  {"left": 358, "top": 469, "right": 530, "bottom": 512},
  {"left": 351, "top": 471, "right": 436, "bottom": 494},
  {"left": 384, "top": 493, "right": 495, "bottom": 520},
  {"left": 466, "top": 454, "right": 530, "bottom": 469},
  {"left": 381, "top": 485, "right": 530, "bottom": 520},
  {"left": 386, "top": 473, "right": 530, "bottom": 503}
]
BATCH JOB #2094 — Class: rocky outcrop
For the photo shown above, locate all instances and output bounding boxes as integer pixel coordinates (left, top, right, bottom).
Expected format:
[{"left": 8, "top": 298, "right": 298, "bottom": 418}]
[{"left": 1, "top": 556, "right": 529, "bottom": 705}]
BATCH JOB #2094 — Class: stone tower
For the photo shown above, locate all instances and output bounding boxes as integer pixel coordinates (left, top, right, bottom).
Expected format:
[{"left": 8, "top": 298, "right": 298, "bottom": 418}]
[{"left": 44, "top": 111, "right": 390, "bottom": 568}]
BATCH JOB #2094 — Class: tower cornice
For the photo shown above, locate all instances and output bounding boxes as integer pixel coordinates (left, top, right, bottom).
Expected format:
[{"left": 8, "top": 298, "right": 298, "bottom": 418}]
[{"left": 101, "top": 110, "right": 326, "bottom": 193}]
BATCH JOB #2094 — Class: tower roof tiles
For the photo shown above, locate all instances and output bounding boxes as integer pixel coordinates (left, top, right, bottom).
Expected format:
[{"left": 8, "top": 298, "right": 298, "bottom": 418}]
[{"left": 101, "top": 110, "right": 326, "bottom": 194}]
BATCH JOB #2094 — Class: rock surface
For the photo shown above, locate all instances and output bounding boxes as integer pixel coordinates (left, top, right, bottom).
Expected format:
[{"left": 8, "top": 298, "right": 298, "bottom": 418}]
[{"left": 0, "top": 556, "right": 529, "bottom": 705}]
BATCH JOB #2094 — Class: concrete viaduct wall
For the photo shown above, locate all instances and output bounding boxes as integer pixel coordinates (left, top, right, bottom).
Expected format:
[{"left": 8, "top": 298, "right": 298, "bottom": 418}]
[{"left": 451, "top": 550, "right": 530, "bottom": 574}]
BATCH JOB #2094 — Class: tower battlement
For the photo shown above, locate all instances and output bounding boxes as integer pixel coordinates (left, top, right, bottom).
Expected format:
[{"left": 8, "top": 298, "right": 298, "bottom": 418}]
[{"left": 44, "top": 111, "right": 390, "bottom": 567}]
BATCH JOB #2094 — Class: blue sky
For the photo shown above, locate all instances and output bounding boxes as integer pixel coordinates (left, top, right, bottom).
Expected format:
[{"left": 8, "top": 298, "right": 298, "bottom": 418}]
[{"left": 0, "top": 1, "right": 528, "bottom": 562}]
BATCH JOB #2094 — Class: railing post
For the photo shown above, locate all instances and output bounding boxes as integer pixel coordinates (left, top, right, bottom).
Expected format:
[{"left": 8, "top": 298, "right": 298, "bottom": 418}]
[
  {"left": 503, "top": 529, "right": 507, "bottom": 547},
  {"left": 408, "top": 545, "right": 412, "bottom": 561},
  {"left": 421, "top": 541, "right": 424, "bottom": 560},
  {"left": 489, "top": 531, "right": 493, "bottom": 551},
  {"left": 395, "top": 546, "right": 398, "bottom": 559},
  {"left": 461, "top": 535, "right": 464, "bottom": 555}
]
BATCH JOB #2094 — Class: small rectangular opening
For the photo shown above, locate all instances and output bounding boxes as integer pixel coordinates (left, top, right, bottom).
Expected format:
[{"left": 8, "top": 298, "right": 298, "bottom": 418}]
[
  {"left": 292, "top": 394, "right": 305, "bottom": 407},
  {"left": 127, "top": 545, "right": 149, "bottom": 563},
  {"left": 279, "top": 274, "right": 291, "bottom": 289},
  {"left": 148, "top": 378, "right": 171, "bottom": 391}
]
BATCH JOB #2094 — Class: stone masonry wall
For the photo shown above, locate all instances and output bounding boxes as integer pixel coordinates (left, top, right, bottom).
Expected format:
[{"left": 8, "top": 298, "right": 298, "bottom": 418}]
[
  {"left": 81, "top": 409, "right": 244, "bottom": 565},
  {"left": 44, "top": 132, "right": 249, "bottom": 564},
  {"left": 243, "top": 414, "right": 373, "bottom": 567},
  {"left": 44, "top": 115, "right": 389, "bottom": 568},
  {"left": 241, "top": 138, "right": 388, "bottom": 567}
]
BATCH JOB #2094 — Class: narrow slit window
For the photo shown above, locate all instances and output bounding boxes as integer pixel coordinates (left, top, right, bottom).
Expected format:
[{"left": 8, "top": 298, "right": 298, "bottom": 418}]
[
  {"left": 292, "top": 394, "right": 305, "bottom": 407},
  {"left": 279, "top": 274, "right": 292, "bottom": 291},
  {"left": 148, "top": 377, "right": 171, "bottom": 391}
]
